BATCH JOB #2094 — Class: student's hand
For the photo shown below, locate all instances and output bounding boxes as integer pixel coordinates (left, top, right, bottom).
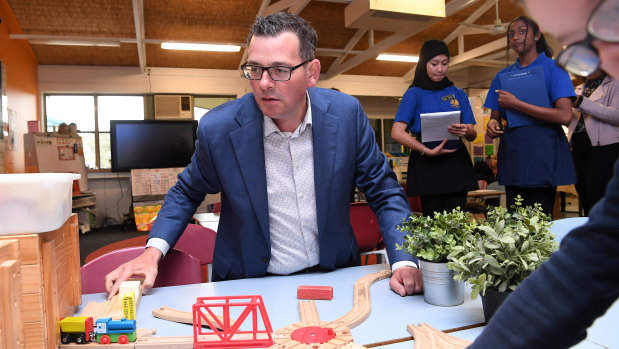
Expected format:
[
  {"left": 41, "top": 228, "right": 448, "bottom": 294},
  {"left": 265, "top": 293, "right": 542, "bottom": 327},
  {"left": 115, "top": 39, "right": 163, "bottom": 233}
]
[
  {"left": 390, "top": 266, "right": 423, "bottom": 296},
  {"left": 424, "top": 139, "right": 458, "bottom": 157},
  {"left": 486, "top": 119, "right": 504, "bottom": 138},
  {"left": 105, "top": 247, "right": 162, "bottom": 300},
  {"left": 447, "top": 123, "right": 469, "bottom": 137},
  {"left": 496, "top": 89, "right": 519, "bottom": 109}
]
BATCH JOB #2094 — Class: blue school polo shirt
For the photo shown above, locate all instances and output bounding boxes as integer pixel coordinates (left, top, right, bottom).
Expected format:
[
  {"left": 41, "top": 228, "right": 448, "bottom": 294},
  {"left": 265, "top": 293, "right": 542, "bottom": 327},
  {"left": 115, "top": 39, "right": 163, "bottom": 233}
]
[{"left": 395, "top": 85, "right": 476, "bottom": 149}]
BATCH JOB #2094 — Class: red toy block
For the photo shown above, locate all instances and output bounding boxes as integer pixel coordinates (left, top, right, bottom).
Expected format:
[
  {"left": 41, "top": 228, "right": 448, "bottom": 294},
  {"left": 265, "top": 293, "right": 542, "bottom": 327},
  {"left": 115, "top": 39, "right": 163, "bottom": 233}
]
[{"left": 297, "top": 285, "right": 333, "bottom": 300}]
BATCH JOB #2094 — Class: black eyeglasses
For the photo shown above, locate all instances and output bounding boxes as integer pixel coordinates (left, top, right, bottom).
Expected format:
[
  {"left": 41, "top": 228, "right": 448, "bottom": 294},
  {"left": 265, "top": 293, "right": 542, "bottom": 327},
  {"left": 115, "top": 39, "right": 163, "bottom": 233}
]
[
  {"left": 240, "top": 60, "right": 310, "bottom": 81},
  {"left": 556, "top": 0, "right": 619, "bottom": 77}
]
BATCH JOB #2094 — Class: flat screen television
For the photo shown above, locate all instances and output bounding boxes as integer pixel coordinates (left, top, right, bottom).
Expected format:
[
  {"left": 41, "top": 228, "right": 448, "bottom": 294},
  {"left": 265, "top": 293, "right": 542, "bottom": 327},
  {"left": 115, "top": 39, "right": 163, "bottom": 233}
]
[{"left": 110, "top": 120, "right": 198, "bottom": 172}]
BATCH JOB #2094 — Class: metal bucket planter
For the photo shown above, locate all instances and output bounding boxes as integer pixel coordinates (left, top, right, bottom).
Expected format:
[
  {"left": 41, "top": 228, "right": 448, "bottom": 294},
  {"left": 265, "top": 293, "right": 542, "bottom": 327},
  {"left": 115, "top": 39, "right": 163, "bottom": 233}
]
[{"left": 419, "top": 260, "right": 464, "bottom": 307}]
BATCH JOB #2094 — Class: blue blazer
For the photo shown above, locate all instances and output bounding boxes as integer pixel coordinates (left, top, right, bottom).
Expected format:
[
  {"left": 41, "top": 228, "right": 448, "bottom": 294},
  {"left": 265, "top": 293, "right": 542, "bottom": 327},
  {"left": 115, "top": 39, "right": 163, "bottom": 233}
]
[{"left": 149, "top": 87, "right": 413, "bottom": 281}]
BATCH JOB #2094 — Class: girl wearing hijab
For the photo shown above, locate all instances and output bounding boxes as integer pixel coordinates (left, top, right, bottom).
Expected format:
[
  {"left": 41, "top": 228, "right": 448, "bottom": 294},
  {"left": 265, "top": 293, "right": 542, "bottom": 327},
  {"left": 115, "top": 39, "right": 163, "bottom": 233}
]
[{"left": 392, "top": 39, "right": 478, "bottom": 217}]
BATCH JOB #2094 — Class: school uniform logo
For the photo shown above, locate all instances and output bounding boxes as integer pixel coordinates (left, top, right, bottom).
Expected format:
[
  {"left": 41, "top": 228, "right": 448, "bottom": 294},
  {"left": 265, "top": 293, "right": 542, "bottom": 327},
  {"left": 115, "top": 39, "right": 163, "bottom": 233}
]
[{"left": 441, "top": 94, "right": 459, "bottom": 109}]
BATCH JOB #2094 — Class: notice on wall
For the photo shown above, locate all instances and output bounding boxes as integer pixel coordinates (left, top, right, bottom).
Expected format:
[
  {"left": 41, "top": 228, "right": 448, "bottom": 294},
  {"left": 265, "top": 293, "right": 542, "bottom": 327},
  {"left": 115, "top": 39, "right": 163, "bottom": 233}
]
[{"left": 130, "top": 167, "right": 185, "bottom": 196}]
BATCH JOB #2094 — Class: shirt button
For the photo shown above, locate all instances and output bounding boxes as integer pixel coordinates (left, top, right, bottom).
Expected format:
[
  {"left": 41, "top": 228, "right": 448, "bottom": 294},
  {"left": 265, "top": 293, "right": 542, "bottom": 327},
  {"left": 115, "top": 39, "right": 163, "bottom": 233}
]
[{"left": 261, "top": 257, "right": 269, "bottom": 264}]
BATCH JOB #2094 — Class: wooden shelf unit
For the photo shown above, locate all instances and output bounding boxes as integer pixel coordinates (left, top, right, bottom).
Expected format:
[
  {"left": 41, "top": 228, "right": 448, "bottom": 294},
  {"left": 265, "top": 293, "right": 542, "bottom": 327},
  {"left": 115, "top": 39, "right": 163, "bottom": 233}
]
[{"left": 0, "top": 214, "right": 82, "bottom": 349}]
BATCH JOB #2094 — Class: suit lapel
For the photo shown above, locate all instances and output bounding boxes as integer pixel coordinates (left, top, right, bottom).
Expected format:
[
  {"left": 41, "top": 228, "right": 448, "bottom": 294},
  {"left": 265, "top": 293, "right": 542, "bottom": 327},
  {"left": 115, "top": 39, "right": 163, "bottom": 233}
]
[
  {"left": 230, "top": 98, "right": 270, "bottom": 241},
  {"left": 310, "top": 91, "right": 340, "bottom": 235}
]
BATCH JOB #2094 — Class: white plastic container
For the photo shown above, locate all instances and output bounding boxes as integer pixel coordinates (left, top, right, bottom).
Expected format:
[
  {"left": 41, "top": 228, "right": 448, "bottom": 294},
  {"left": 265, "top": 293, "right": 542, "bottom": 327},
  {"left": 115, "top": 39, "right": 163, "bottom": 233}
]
[{"left": 0, "top": 173, "right": 80, "bottom": 235}]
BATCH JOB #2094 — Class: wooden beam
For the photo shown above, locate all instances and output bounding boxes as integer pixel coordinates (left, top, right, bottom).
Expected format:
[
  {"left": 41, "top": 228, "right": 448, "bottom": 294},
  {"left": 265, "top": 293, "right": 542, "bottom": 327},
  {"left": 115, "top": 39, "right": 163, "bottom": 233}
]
[
  {"left": 444, "top": 0, "right": 495, "bottom": 44},
  {"left": 450, "top": 37, "right": 506, "bottom": 66},
  {"left": 132, "top": 0, "right": 147, "bottom": 73},
  {"left": 327, "top": 0, "right": 483, "bottom": 79}
]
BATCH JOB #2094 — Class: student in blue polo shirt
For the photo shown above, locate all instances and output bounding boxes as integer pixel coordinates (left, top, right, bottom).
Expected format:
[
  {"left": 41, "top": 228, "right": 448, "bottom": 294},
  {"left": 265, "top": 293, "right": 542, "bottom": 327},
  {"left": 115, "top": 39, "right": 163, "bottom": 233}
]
[
  {"left": 485, "top": 16, "right": 576, "bottom": 216},
  {"left": 392, "top": 39, "right": 478, "bottom": 217}
]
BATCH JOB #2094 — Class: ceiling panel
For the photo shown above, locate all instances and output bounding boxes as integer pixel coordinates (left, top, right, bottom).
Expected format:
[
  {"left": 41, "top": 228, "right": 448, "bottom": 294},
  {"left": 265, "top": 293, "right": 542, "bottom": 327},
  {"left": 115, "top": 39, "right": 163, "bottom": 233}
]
[{"left": 6, "top": 0, "right": 526, "bottom": 85}]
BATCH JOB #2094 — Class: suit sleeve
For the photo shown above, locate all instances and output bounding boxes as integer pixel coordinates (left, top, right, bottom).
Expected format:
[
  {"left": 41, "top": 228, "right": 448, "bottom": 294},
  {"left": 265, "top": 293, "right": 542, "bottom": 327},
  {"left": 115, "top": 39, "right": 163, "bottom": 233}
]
[
  {"left": 351, "top": 98, "right": 414, "bottom": 265},
  {"left": 469, "top": 159, "right": 619, "bottom": 348}
]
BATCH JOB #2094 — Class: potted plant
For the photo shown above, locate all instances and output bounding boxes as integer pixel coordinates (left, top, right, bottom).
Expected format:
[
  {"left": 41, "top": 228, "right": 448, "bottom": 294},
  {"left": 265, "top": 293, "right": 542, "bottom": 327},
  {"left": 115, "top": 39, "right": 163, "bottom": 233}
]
[
  {"left": 446, "top": 196, "right": 557, "bottom": 321},
  {"left": 397, "top": 208, "right": 476, "bottom": 306}
]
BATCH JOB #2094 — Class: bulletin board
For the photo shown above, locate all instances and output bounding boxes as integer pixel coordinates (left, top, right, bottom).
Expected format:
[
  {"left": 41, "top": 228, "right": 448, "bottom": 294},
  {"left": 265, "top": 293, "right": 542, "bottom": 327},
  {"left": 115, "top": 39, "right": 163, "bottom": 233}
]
[
  {"left": 25, "top": 133, "right": 89, "bottom": 191},
  {"left": 467, "top": 91, "right": 498, "bottom": 164}
]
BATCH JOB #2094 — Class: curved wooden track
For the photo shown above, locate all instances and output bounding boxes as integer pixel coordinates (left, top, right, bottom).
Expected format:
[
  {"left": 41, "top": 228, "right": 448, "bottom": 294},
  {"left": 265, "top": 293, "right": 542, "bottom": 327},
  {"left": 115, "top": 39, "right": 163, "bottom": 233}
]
[{"left": 271, "top": 269, "right": 392, "bottom": 349}]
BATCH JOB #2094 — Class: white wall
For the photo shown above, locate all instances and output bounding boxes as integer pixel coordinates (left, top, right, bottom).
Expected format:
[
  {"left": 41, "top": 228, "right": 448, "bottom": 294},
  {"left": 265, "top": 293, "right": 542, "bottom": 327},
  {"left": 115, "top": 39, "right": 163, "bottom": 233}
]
[{"left": 38, "top": 65, "right": 410, "bottom": 98}]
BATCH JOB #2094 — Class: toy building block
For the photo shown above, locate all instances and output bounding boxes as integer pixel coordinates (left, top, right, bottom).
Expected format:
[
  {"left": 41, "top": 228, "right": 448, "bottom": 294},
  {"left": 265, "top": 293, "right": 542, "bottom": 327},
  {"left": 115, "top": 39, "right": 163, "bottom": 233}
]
[
  {"left": 297, "top": 285, "right": 333, "bottom": 300},
  {"left": 120, "top": 280, "right": 142, "bottom": 308}
]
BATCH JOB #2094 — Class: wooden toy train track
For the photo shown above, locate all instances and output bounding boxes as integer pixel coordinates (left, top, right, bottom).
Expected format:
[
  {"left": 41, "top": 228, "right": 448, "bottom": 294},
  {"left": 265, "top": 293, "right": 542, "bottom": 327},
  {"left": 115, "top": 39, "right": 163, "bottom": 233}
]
[
  {"left": 62, "top": 268, "right": 476, "bottom": 348},
  {"left": 270, "top": 269, "right": 392, "bottom": 349}
]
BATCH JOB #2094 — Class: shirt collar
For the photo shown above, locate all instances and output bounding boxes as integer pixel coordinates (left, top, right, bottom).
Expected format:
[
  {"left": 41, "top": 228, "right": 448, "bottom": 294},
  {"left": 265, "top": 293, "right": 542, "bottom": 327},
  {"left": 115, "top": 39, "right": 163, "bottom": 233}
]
[
  {"left": 263, "top": 91, "right": 312, "bottom": 138},
  {"left": 515, "top": 52, "right": 547, "bottom": 69}
]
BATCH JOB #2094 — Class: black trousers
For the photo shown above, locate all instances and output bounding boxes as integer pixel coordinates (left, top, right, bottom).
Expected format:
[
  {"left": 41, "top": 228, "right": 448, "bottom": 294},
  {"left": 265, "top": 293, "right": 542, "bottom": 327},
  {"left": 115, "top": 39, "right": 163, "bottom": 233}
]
[
  {"left": 420, "top": 191, "right": 468, "bottom": 217},
  {"left": 505, "top": 186, "right": 557, "bottom": 218},
  {"left": 572, "top": 142, "right": 619, "bottom": 216}
]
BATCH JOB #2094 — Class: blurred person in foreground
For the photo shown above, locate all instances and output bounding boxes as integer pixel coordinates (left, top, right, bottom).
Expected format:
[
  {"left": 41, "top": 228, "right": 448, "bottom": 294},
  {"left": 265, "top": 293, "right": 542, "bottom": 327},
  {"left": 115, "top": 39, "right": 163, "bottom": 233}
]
[{"left": 469, "top": 0, "right": 619, "bottom": 348}]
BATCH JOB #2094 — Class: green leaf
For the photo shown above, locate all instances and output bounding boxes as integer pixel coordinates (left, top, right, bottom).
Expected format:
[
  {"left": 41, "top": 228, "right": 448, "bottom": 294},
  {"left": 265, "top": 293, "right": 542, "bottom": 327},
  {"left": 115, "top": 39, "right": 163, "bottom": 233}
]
[{"left": 499, "top": 235, "right": 516, "bottom": 244}]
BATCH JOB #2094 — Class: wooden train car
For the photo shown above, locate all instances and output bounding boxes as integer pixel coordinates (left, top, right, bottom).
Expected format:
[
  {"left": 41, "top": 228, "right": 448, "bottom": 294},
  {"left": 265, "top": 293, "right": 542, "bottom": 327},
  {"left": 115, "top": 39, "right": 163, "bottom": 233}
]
[
  {"left": 95, "top": 317, "right": 137, "bottom": 344},
  {"left": 59, "top": 316, "right": 96, "bottom": 344}
]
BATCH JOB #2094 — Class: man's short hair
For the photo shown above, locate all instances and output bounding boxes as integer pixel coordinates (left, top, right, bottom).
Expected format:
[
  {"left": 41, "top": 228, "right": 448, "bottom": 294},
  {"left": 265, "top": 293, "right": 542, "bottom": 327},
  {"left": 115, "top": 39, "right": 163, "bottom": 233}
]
[{"left": 247, "top": 12, "right": 317, "bottom": 61}]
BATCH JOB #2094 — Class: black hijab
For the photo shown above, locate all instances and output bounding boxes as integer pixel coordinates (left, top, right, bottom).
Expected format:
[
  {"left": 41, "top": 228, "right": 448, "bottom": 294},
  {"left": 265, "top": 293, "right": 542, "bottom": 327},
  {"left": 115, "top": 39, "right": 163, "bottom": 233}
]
[{"left": 411, "top": 39, "right": 454, "bottom": 90}]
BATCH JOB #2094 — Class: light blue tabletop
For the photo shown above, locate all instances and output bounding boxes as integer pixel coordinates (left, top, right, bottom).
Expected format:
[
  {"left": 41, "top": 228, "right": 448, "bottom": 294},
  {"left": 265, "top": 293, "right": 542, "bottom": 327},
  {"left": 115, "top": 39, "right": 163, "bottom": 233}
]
[
  {"left": 77, "top": 264, "right": 484, "bottom": 346},
  {"left": 77, "top": 263, "right": 617, "bottom": 348}
]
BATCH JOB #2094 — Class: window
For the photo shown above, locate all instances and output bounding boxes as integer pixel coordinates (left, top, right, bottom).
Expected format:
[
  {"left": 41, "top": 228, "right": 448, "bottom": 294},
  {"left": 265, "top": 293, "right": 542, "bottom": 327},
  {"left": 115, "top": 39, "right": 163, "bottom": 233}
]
[
  {"left": 45, "top": 95, "right": 145, "bottom": 170},
  {"left": 193, "top": 96, "right": 235, "bottom": 121}
]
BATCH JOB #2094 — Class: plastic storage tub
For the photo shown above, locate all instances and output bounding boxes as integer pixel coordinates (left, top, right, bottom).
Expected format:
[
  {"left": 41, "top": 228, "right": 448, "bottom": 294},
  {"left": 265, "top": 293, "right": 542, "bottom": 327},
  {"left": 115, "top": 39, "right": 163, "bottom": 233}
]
[{"left": 0, "top": 173, "right": 80, "bottom": 235}]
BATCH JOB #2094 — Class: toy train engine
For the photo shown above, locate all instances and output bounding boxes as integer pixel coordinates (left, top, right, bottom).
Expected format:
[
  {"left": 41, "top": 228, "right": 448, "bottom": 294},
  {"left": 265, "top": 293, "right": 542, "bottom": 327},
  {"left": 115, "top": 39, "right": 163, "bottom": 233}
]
[
  {"left": 59, "top": 316, "right": 96, "bottom": 344},
  {"left": 95, "top": 317, "right": 137, "bottom": 344}
]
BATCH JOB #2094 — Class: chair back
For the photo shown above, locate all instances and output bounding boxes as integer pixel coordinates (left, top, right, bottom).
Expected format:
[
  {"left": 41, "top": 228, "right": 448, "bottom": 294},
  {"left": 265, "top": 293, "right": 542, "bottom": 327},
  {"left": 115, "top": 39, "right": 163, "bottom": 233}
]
[
  {"left": 350, "top": 202, "right": 382, "bottom": 251},
  {"left": 81, "top": 246, "right": 202, "bottom": 294},
  {"left": 550, "top": 217, "right": 589, "bottom": 244},
  {"left": 174, "top": 224, "right": 217, "bottom": 282},
  {"left": 349, "top": 202, "right": 388, "bottom": 264}
]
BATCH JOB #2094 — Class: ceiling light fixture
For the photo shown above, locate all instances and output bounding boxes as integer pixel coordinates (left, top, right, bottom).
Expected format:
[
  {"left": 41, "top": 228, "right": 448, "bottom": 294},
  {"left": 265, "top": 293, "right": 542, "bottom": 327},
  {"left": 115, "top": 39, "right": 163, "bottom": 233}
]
[
  {"left": 161, "top": 42, "right": 241, "bottom": 52},
  {"left": 376, "top": 54, "right": 419, "bottom": 63},
  {"left": 28, "top": 40, "right": 121, "bottom": 47}
]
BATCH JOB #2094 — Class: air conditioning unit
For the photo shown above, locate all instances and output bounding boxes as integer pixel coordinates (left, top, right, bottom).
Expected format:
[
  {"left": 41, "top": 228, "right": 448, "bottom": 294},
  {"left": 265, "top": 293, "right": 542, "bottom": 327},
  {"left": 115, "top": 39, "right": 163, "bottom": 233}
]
[{"left": 154, "top": 94, "right": 193, "bottom": 120}]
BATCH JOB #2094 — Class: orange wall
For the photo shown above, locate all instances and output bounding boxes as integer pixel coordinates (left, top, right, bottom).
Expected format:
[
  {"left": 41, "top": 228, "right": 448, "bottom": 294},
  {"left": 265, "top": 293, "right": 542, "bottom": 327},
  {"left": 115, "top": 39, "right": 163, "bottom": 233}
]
[{"left": 0, "top": 0, "right": 39, "bottom": 173}]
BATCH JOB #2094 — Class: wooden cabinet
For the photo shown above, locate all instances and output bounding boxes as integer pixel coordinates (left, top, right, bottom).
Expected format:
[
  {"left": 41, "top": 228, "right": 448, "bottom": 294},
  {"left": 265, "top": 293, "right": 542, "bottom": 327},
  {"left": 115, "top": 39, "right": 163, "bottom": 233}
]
[{"left": 0, "top": 214, "right": 81, "bottom": 349}]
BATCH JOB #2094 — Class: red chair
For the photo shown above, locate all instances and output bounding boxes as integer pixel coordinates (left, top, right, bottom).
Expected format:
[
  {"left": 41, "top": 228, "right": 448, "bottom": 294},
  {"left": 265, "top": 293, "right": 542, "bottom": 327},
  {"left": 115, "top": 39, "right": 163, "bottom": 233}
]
[
  {"left": 349, "top": 202, "right": 388, "bottom": 265},
  {"left": 80, "top": 246, "right": 202, "bottom": 294},
  {"left": 174, "top": 224, "right": 217, "bottom": 282},
  {"left": 212, "top": 202, "right": 221, "bottom": 214},
  {"left": 401, "top": 182, "right": 423, "bottom": 214}
]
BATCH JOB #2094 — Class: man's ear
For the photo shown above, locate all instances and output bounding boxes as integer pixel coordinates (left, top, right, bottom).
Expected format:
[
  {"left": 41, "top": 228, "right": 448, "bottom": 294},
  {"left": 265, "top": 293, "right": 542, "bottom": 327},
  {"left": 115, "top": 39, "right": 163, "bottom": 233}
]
[{"left": 306, "top": 59, "right": 321, "bottom": 88}]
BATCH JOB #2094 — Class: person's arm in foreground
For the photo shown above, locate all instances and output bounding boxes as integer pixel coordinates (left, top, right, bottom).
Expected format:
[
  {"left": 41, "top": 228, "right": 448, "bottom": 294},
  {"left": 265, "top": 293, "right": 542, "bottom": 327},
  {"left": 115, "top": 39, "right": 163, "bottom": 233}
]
[{"left": 469, "top": 160, "right": 619, "bottom": 348}]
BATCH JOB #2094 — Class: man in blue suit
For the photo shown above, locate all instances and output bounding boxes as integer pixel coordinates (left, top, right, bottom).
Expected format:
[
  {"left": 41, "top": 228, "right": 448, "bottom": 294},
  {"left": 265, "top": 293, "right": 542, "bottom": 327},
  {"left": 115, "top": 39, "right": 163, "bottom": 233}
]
[{"left": 106, "top": 12, "right": 422, "bottom": 299}]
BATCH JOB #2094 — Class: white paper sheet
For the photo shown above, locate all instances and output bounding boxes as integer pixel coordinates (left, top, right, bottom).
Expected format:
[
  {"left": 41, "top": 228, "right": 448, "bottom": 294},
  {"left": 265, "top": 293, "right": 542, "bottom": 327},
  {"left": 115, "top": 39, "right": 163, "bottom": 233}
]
[{"left": 419, "top": 111, "right": 461, "bottom": 143}]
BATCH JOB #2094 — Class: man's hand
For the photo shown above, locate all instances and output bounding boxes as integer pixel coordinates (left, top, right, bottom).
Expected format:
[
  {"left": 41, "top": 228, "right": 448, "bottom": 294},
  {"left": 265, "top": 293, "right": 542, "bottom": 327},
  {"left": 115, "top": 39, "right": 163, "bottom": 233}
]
[
  {"left": 389, "top": 266, "right": 423, "bottom": 296},
  {"left": 105, "top": 247, "right": 163, "bottom": 300}
]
